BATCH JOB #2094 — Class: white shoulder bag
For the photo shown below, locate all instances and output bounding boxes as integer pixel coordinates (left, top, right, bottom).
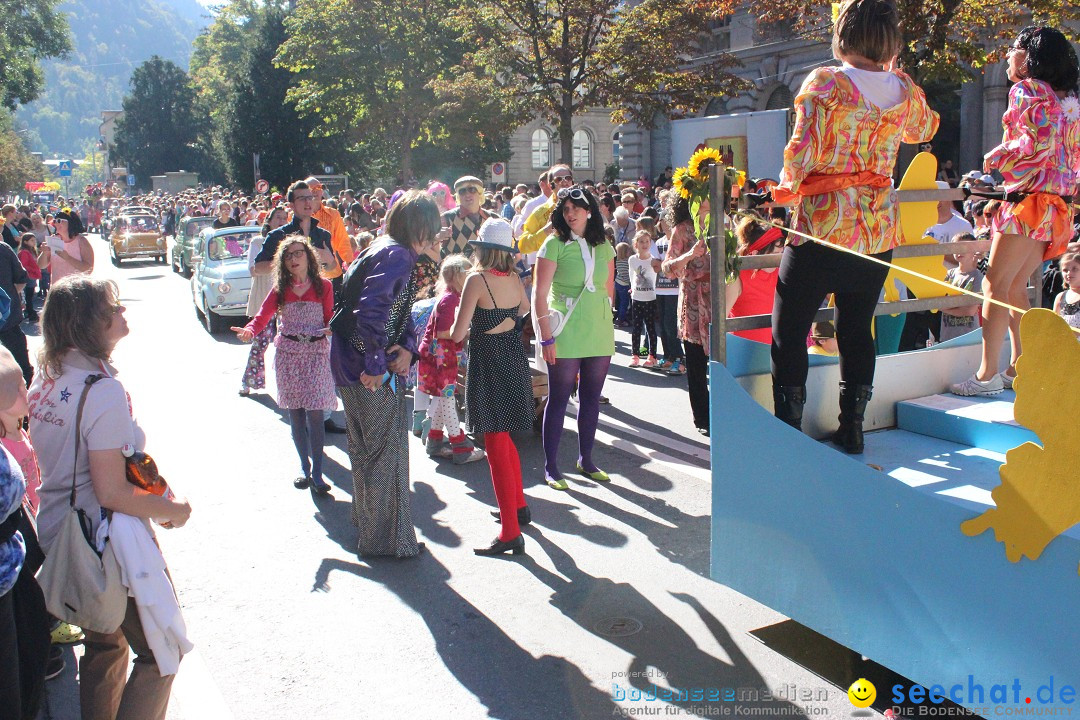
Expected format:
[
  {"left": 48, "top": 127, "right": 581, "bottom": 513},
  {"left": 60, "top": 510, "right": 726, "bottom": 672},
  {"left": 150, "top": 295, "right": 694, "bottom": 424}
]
[{"left": 546, "top": 236, "right": 595, "bottom": 338}]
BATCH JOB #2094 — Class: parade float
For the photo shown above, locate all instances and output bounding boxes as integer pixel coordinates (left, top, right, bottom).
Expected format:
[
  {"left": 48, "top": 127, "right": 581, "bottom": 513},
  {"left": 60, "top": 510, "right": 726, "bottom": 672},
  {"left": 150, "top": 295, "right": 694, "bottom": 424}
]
[{"left": 690, "top": 150, "right": 1080, "bottom": 714}]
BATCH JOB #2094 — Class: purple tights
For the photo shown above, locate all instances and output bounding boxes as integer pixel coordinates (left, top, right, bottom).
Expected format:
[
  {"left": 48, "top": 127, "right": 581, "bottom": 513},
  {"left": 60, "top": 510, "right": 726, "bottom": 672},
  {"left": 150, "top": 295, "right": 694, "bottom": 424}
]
[{"left": 542, "top": 355, "right": 611, "bottom": 479}]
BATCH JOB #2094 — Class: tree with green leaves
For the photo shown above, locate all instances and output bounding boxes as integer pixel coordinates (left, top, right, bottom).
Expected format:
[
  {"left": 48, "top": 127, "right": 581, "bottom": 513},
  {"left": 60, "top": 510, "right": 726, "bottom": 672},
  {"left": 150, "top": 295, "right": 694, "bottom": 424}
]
[
  {"left": 448, "top": 0, "right": 747, "bottom": 164},
  {"left": 721, "top": 0, "right": 1077, "bottom": 84},
  {"left": 0, "top": 0, "right": 71, "bottom": 110},
  {"left": 276, "top": 0, "right": 513, "bottom": 181},
  {"left": 113, "top": 57, "right": 207, "bottom": 188},
  {"left": 0, "top": 112, "right": 47, "bottom": 193}
]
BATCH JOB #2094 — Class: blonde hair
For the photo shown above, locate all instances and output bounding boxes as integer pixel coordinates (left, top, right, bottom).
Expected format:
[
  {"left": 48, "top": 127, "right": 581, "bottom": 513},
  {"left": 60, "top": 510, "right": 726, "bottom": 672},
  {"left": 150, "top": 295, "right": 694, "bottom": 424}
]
[
  {"left": 471, "top": 245, "right": 516, "bottom": 274},
  {"left": 632, "top": 230, "right": 653, "bottom": 249},
  {"left": 436, "top": 253, "right": 472, "bottom": 294},
  {"left": 616, "top": 242, "right": 632, "bottom": 260},
  {"left": 38, "top": 276, "right": 120, "bottom": 379}
]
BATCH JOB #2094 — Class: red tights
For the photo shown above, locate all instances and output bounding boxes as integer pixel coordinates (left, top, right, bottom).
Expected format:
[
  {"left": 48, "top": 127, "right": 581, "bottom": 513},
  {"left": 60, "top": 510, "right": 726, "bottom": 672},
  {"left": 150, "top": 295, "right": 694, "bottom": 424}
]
[{"left": 484, "top": 432, "right": 526, "bottom": 541}]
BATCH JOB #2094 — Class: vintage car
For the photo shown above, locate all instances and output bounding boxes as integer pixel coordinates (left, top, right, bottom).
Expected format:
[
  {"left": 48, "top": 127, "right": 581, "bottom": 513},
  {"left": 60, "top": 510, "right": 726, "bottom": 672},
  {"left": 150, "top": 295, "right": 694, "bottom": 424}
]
[
  {"left": 109, "top": 213, "right": 167, "bottom": 265},
  {"left": 170, "top": 215, "right": 215, "bottom": 277},
  {"left": 191, "top": 226, "right": 258, "bottom": 334}
]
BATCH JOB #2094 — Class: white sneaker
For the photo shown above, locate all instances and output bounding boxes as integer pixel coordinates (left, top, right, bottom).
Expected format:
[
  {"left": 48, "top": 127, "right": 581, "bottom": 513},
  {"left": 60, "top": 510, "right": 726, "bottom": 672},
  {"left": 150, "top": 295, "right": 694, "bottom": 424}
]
[
  {"left": 950, "top": 374, "right": 1005, "bottom": 397},
  {"left": 999, "top": 371, "right": 1015, "bottom": 390}
]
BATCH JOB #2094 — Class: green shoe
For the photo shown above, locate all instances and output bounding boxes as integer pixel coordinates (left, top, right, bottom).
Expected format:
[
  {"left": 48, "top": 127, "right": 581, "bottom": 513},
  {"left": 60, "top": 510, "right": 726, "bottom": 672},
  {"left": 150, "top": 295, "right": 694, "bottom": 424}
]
[
  {"left": 576, "top": 463, "right": 610, "bottom": 482},
  {"left": 546, "top": 474, "right": 569, "bottom": 491}
]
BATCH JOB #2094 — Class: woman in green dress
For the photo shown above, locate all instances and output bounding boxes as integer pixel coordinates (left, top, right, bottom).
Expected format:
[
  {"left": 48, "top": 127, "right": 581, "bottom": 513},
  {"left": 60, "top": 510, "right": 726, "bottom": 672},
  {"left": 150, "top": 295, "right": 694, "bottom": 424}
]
[{"left": 533, "top": 187, "right": 616, "bottom": 490}]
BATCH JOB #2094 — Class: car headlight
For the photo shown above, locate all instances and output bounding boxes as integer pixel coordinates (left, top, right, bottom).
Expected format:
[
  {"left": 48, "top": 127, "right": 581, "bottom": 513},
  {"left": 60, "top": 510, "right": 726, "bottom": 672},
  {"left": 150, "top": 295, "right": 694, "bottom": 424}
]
[{"left": 217, "top": 282, "right": 231, "bottom": 294}]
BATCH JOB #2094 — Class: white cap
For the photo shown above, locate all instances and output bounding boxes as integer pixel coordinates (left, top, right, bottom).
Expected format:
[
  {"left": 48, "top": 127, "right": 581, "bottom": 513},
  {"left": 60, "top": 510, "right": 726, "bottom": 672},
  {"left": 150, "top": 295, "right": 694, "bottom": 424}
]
[{"left": 470, "top": 218, "right": 516, "bottom": 252}]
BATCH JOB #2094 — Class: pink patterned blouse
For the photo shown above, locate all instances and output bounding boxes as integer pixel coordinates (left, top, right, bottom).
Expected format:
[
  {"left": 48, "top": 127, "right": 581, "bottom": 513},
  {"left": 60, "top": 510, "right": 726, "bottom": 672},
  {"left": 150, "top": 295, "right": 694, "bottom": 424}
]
[
  {"left": 665, "top": 221, "right": 711, "bottom": 346},
  {"left": 779, "top": 67, "right": 939, "bottom": 255}
]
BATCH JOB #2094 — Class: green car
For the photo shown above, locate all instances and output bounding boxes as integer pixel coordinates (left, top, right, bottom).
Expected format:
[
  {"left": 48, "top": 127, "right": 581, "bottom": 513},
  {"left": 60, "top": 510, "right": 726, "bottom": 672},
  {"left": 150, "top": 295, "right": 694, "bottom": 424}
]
[{"left": 171, "top": 216, "right": 215, "bottom": 277}]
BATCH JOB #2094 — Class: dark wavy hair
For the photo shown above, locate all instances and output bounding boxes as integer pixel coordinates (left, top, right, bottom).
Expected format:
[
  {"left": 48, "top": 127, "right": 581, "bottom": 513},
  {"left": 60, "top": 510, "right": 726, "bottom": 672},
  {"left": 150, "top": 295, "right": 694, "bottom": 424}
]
[
  {"left": 273, "top": 235, "right": 323, "bottom": 303},
  {"left": 664, "top": 196, "right": 693, "bottom": 228},
  {"left": 550, "top": 186, "right": 606, "bottom": 247},
  {"left": 261, "top": 206, "right": 288, "bottom": 237},
  {"left": 1016, "top": 26, "right": 1079, "bottom": 93}
]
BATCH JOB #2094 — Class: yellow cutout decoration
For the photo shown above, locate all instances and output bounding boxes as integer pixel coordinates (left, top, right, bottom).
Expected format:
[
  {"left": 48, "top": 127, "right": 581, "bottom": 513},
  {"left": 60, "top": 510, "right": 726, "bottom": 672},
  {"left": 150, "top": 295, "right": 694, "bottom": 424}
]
[
  {"left": 961, "top": 309, "right": 1080, "bottom": 573},
  {"left": 882, "top": 152, "right": 960, "bottom": 307}
]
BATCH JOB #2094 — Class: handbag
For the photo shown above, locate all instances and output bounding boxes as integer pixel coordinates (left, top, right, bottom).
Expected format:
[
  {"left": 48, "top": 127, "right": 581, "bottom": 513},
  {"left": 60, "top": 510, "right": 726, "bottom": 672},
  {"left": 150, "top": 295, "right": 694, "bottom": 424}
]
[
  {"left": 37, "top": 374, "right": 128, "bottom": 635},
  {"left": 546, "top": 236, "right": 596, "bottom": 338}
]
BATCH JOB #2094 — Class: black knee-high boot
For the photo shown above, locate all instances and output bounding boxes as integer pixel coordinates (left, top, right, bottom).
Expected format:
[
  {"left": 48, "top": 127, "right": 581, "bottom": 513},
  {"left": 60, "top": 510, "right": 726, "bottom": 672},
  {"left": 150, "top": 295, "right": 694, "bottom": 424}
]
[
  {"left": 832, "top": 382, "right": 872, "bottom": 454},
  {"left": 773, "top": 384, "right": 806, "bottom": 430}
]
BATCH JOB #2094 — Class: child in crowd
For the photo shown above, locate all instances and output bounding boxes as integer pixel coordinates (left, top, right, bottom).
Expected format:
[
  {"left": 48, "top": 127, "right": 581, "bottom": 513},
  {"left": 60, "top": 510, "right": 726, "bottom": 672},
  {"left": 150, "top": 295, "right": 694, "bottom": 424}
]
[
  {"left": 1053, "top": 252, "right": 1080, "bottom": 331},
  {"left": 937, "top": 233, "right": 985, "bottom": 342},
  {"left": 17, "top": 233, "right": 41, "bottom": 322},
  {"left": 234, "top": 236, "right": 336, "bottom": 495},
  {"left": 614, "top": 241, "right": 631, "bottom": 326},
  {"left": 449, "top": 219, "right": 533, "bottom": 557},
  {"left": 417, "top": 254, "right": 485, "bottom": 464},
  {"left": 628, "top": 231, "right": 660, "bottom": 367},
  {"left": 808, "top": 321, "right": 839, "bottom": 356}
]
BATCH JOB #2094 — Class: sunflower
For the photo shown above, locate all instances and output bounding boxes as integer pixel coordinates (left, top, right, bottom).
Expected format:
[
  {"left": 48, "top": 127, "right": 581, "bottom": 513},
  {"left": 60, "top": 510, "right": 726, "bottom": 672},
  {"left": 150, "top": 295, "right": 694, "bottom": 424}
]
[
  {"left": 672, "top": 167, "right": 692, "bottom": 199},
  {"left": 687, "top": 147, "right": 722, "bottom": 180}
]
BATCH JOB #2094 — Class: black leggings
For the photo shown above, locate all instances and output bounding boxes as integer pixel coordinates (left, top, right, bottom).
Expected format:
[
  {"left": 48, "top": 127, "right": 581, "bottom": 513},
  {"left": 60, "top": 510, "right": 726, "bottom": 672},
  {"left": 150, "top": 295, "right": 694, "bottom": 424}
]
[
  {"left": 630, "top": 299, "right": 657, "bottom": 356},
  {"left": 770, "top": 241, "right": 891, "bottom": 387}
]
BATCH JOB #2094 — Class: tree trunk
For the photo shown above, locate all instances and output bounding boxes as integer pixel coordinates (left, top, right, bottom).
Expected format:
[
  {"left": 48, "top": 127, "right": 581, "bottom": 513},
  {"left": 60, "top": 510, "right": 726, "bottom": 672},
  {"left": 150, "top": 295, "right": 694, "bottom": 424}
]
[{"left": 558, "top": 94, "right": 574, "bottom": 166}]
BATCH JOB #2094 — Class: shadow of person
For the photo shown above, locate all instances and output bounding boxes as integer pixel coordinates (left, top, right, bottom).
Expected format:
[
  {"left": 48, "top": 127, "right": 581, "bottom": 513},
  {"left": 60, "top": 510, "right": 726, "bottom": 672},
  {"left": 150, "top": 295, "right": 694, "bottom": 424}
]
[
  {"left": 522, "top": 533, "right": 806, "bottom": 717},
  {"left": 412, "top": 481, "right": 462, "bottom": 548},
  {"left": 311, "top": 555, "right": 623, "bottom": 720}
]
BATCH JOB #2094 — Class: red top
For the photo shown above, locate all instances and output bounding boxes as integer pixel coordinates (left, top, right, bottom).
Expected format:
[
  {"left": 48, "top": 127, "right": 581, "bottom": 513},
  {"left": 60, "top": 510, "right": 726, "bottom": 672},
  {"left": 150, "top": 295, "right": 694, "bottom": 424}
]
[
  {"left": 729, "top": 268, "right": 778, "bottom": 344},
  {"left": 245, "top": 279, "right": 334, "bottom": 336},
  {"left": 18, "top": 249, "right": 42, "bottom": 280}
]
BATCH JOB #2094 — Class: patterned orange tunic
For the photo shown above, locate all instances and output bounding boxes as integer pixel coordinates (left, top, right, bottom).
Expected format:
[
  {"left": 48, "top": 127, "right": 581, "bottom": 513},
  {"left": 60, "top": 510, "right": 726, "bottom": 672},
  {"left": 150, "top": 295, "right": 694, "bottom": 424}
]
[{"left": 778, "top": 67, "right": 939, "bottom": 256}]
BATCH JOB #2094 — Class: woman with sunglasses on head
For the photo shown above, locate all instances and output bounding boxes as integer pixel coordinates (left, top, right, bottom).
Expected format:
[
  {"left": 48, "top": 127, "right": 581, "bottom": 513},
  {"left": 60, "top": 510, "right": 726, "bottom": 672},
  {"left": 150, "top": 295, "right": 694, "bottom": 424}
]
[
  {"left": 951, "top": 26, "right": 1080, "bottom": 397},
  {"left": 533, "top": 186, "right": 616, "bottom": 490}
]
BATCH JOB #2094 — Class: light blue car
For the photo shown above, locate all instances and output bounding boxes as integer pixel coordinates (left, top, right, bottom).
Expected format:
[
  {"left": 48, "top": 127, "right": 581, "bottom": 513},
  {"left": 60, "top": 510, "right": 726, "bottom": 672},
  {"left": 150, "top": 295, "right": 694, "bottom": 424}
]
[{"left": 190, "top": 226, "right": 259, "bottom": 334}]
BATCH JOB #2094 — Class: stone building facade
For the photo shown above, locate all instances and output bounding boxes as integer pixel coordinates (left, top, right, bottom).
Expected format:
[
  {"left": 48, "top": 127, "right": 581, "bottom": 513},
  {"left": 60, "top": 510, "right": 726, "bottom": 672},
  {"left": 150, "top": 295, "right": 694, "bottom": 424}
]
[{"left": 502, "top": 13, "right": 1063, "bottom": 186}]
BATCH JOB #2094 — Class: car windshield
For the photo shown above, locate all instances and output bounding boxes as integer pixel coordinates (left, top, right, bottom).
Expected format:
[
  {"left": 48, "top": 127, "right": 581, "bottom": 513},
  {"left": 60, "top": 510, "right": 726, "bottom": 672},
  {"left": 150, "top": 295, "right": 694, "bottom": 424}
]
[
  {"left": 127, "top": 216, "right": 158, "bottom": 232},
  {"left": 185, "top": 217, "right": 213, "bottom": 238},
  {"left": 207, "top": 234, "right": 251, "bottom": 261}
]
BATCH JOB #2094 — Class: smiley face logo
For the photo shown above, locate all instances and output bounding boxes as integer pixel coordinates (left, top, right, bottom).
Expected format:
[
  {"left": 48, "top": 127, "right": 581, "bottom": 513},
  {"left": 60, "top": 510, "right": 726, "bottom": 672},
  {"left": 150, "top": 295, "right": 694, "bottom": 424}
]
[{"left": 848, "top": 678, "right": 876, "bottom": 708}]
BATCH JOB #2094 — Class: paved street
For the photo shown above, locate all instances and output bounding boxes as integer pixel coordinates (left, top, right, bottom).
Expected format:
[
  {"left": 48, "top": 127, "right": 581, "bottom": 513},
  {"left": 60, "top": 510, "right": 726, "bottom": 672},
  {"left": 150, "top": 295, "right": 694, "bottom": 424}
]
[{"left": 34, "top": 233, "right": 882, "bottom": 720}]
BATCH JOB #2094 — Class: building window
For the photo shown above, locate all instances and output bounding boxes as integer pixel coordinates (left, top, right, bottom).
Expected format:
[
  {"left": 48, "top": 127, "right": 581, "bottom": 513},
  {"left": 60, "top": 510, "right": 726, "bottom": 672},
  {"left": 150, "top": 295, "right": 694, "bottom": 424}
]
[
  {"left": 765, "top": 85, "right": 794, "bottom": 110},
  {"left": 531, "top": 129, "right": 551, "bottom": 169},
  {"left": 703, "top": 16, "right": 731, "bottom": 54},
  {"left": 612, "top": 132, "right": 621, "bottom": 168},
  {"left": 572, "top": 129, "right": 592, "bottom": 169}
]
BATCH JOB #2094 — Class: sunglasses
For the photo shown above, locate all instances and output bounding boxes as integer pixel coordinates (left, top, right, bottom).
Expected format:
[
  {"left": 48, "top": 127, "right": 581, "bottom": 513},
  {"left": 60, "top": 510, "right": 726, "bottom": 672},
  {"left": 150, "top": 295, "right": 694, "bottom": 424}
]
[
  {"left": 551, "top": 174, "right": 574, "bottom": 183},
  {"left": 457, "top": 186, "right": 481, "bottom": 195},
  {"left": 557, "top": 186, "right": 588, "bottom": 202}
]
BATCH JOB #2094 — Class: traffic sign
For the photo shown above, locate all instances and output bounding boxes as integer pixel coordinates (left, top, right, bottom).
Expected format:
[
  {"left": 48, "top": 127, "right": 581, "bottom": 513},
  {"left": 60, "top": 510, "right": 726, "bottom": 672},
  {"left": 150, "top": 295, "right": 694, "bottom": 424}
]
[
  {"left": 490, "top": 162, "right": 506, "bottom": 182},
  {"left": 255, "top": 179, "right": 269, "bottom": 194},
  {"left": 58, "top": 160, "right": 73, "bottom": 177},
  {"left": 127, "top": 174, "right": 136, "bottom": 186}
]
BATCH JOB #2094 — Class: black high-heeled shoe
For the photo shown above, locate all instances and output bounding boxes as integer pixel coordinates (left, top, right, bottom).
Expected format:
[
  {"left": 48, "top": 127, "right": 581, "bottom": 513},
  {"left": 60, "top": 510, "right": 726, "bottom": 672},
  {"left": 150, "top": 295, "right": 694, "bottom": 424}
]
[
  {"left": 489, "top": 506, "right": 532, "bottom": 526},
  {"left": 474, "top": 534, "right": 525, "bottom": 556}
]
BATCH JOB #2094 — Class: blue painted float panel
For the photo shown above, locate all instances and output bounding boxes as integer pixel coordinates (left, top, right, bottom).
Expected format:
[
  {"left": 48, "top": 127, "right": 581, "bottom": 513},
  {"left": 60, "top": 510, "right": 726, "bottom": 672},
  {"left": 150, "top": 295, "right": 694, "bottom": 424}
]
[{"left": 709, "top": 360, "right": 1079, "bottom": 713}]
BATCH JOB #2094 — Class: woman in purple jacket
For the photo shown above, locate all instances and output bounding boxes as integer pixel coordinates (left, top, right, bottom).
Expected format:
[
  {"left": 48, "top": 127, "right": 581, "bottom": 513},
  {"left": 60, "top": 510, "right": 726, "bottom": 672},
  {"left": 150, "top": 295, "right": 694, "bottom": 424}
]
[{"left": 331, "top": 190, "right": 444, "bottom": 558}]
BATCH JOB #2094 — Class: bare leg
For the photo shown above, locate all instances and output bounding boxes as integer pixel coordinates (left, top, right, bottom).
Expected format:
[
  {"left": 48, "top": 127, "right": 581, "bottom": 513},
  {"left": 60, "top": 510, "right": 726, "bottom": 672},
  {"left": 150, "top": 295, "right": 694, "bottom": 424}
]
[
  {"left": 1004, "top": 241, "right": 1046, "bottom": 374},
  {"left": 977, "top": 233, "right": 1039, "bottom": 380}
]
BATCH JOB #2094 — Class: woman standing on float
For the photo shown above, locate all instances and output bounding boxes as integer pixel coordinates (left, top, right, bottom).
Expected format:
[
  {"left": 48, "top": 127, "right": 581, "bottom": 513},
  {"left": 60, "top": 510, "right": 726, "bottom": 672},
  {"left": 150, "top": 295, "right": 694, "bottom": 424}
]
[
  {"left": 950, "top": 27, "right": 1080, "bottom": 397},
  {"left": 770, "top": 0, "right": 938, "bottom": 452}
]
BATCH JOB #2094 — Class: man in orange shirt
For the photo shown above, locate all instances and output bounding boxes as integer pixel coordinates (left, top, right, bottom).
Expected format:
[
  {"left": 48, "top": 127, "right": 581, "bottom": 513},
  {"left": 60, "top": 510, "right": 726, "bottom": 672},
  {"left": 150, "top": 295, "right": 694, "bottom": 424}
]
[{"left": 304, "top": 176, "right": 355, "bottom": 297}]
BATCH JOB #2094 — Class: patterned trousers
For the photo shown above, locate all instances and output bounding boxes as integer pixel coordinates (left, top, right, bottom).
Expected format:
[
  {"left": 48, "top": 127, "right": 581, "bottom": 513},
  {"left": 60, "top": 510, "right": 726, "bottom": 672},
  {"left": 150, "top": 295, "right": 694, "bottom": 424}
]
[
  {"left": 241, "top": 318, "right": 275, "bottom": 390},
  {"left": 339, "top": 380, "right": 420, "bottom": 558}
]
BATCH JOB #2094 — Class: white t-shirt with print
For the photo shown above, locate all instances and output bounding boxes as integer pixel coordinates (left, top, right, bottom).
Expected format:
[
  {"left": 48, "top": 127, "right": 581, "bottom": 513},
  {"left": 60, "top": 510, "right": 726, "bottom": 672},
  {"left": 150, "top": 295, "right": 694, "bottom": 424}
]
[{"left": 628, "top": 255, "right": 657, "bottom": 302}]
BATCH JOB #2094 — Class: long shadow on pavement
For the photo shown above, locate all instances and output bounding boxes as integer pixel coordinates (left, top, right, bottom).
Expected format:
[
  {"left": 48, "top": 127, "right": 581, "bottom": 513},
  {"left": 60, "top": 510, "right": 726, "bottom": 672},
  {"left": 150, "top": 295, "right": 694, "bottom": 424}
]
[
  {"left": 310, "top": 554, "right": 622, "bottom": 720},
  {"left": 521, "top": 531, "right": 808, "bottom": 718}
]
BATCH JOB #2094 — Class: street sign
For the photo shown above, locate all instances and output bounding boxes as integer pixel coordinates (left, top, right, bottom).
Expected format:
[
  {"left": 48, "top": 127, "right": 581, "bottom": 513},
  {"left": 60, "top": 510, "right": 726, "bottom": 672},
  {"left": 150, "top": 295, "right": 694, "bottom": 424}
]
[
  {"left": 255, "top": 179, "right": 269, "bottom": 194},
  {"left": 127, "top": 174, "right": 136, "bottom": 186},
  {"left": 58, "top": 160, "right": 73, "bottom": 178},
  {"left": 490, "top": 162, "right": 506, "bottom": 183}
]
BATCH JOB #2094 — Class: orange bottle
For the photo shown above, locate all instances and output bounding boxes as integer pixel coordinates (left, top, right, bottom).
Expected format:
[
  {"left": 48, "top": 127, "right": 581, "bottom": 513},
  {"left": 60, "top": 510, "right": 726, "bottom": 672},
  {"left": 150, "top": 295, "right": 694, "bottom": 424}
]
[{"left": 124, "top": 450, "right": 169, "bottom": 496}]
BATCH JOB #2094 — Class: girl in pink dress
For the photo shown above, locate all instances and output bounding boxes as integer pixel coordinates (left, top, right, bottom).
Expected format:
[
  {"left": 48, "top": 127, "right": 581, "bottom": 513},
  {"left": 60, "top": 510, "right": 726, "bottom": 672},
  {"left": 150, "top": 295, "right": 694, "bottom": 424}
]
[
  {"left": 234, "top": 237, "right": 336, "bottom": 495},
  {"left": 417, "top": 254, "right": 485, "bottom": 464},
  {"left": 952, "top": 27, "right": 1080, "bottom": 396}
]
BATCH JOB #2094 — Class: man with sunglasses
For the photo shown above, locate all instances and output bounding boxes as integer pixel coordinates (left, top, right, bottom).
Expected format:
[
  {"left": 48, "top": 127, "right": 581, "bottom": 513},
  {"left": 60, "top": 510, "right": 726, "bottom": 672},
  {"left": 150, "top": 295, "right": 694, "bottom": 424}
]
[
  {"left": 438, "top": 176, "right": 498, "bottom": 259},
  {"left": 517, "top": 164, "right": 575, "bottom": 255}
]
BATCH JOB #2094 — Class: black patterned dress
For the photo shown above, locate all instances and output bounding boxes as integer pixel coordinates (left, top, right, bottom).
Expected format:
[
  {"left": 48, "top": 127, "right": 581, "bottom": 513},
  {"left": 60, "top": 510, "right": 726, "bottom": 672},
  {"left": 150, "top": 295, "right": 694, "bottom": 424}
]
[{"left": 465, "top": 276, "right": 534, "bottom": 434}]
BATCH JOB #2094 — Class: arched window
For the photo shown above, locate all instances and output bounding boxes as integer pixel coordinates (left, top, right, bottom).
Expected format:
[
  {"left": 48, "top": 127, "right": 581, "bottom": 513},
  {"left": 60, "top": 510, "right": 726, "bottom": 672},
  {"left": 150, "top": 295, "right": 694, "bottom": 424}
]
[
  {"left": 572, "top": 129, "right": 592, "bottom": 169},
  {"left": 531, "top": 129, "right": 551, "bottom": 168},
  {"left": 765, "top": 85, "right": 794, "bottom": 110},
  {"left": 703, "top": 97, "right": 726, "bottom": 116},
  {"left": 612, "top": 131, "right": 621, "bottom": 167}
]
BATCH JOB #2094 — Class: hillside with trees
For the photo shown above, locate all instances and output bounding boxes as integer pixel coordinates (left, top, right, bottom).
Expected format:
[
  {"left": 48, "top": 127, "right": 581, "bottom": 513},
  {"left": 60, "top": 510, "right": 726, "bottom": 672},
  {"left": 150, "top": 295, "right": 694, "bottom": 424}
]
[{"left": 15, "top": 0, "right": 208, "bottom": 155}]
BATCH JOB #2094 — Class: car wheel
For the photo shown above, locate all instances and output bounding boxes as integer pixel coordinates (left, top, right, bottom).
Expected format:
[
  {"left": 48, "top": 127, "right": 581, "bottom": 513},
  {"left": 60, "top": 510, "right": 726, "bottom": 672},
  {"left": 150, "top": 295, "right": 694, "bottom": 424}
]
[
  {"left": 110, "top": 247, "right": 120, "bottom": 266},
  {"left": 203, "top": 298, "right": 226, "bottom": 334}
]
